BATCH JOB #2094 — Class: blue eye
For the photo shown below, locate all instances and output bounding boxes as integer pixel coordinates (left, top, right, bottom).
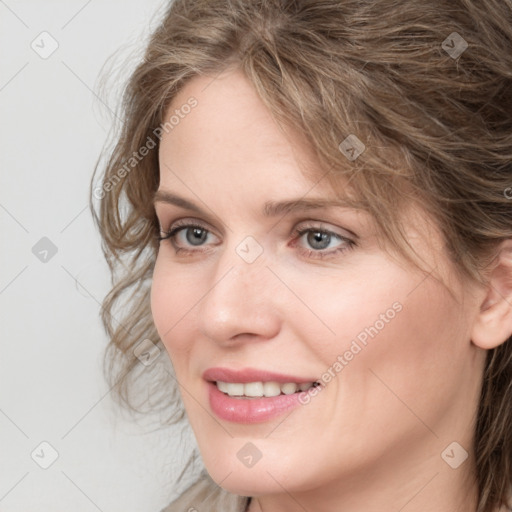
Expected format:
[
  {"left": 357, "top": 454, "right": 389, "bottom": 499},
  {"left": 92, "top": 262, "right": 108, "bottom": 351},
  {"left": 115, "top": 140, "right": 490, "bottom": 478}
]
[
  {"left": 157, "top": 221, "right": 216, "bottom": 252},
  {"left": 174, "top": 226, "right": 209, "bottom": 246},
  {"left": 291, "top": 227, "right": 355, "bottom": 259},
  {"left": 157, "top": 221, "right": 356, "bottom": 259}
]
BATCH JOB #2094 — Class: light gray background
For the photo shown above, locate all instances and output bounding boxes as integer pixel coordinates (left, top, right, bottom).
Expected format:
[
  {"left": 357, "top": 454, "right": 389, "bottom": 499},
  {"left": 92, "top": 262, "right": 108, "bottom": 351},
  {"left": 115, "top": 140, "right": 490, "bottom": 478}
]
[{"left": 0, "top": 1, "right": 197, "bottom": 510}]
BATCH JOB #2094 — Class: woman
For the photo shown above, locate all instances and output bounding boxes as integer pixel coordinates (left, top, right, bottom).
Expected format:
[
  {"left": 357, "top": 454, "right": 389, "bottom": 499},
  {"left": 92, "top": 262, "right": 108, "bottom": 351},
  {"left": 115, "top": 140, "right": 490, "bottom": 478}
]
[{"left": 91, "top": 1, "right": 512, "bottom": 511}]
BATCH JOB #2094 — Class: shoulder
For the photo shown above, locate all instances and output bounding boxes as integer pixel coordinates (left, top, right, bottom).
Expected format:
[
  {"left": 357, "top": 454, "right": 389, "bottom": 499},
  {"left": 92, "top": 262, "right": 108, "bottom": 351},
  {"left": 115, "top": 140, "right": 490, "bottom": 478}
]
[{"left": 160, "top": 472, "right": 249, "bottom": 512}]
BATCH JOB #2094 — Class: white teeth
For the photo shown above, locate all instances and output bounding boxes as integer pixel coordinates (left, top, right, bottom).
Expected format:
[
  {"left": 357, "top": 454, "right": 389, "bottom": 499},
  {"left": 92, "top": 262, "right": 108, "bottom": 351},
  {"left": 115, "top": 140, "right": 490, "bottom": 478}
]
[
  {"left": 244, "top": 382, "right": 264, "bottom": 397},
  {"left": 281, "top": 383, "right": 297, "bottom": 395},
  {"left": 263, "top": 381, "right": 281, "bottom": 397},
  {"left": 216, "top": 381, "right": 229, "bottom": 394},
  {"left": 217, "top": 382, "right": 237, "bottom": 396},
  {"left": 216, "top": 381, "right": 316, "bottom": 398}
]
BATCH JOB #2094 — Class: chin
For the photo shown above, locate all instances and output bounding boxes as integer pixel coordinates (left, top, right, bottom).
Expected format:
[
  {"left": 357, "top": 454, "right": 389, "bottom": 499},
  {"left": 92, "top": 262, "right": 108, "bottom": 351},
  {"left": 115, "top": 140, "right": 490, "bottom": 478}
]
[{"left": 204, "top": 449, "right": 319, "bottom": 497}]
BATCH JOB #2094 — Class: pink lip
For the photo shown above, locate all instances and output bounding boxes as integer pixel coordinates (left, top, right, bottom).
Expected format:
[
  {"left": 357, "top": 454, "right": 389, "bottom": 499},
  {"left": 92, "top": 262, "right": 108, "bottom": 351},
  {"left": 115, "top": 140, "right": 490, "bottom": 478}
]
[
  {"left": 202, "top": 367, "right": 318, "bottom": 384},
  {"left": 206, "top": 381, "right": 318, "bottom": 423},
  {"left": 202, "top": 367, "right": 322, "bottom": 423}
]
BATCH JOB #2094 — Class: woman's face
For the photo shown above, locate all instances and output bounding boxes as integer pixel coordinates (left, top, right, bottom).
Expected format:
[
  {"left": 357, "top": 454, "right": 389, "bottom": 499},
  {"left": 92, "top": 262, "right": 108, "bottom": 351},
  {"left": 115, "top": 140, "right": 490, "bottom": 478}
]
[{"left": 151, "top": 68, "right": 486, "bottom": 502}]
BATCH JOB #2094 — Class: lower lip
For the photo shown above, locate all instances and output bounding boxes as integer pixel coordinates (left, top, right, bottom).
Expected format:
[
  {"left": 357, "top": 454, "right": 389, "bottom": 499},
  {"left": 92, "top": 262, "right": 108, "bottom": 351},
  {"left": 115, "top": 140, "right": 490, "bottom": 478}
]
[{"left": 207, "top": 381, "right": 313, "bottom": 423}]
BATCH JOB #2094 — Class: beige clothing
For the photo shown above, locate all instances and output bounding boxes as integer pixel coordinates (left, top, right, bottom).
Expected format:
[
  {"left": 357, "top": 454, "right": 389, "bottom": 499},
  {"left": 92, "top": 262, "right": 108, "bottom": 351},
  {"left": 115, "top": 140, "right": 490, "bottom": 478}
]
[{"left": 160, "top": 472, "right": 250, "bottom": 512}]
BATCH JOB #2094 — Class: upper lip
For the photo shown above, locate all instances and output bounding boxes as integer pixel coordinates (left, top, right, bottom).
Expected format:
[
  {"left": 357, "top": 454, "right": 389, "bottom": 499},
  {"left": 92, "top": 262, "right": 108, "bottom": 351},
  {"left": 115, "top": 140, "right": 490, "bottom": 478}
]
[{"left": 203, "top": 367, "right": 318, "bottom": 384}]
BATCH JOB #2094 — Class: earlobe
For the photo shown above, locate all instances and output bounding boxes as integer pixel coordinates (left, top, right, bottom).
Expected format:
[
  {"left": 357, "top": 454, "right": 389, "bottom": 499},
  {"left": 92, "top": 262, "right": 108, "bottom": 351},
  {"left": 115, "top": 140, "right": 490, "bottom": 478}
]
[{"left": 471, "top": 239, "right": 512, "bottom": 350}]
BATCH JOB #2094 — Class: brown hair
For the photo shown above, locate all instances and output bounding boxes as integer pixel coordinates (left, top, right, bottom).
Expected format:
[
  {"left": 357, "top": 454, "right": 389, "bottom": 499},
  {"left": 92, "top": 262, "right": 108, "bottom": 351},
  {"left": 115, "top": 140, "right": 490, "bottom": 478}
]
[{"left": 90, "top": 1, "right": 512, "bottom": 510}]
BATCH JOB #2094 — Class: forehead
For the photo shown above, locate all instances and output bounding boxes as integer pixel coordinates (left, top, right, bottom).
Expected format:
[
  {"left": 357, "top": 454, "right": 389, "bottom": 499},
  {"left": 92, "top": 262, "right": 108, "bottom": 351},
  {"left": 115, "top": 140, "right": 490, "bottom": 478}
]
[{"left": 158, "top": 69, "right": 353, "bottom": 203}]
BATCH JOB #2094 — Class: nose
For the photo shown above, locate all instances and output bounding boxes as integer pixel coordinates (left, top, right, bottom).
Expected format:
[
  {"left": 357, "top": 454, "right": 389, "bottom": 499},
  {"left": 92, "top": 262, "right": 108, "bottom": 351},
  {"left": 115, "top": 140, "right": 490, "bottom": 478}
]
[{"left": 197, "top": 242, "right": 281, "bottom": 346}]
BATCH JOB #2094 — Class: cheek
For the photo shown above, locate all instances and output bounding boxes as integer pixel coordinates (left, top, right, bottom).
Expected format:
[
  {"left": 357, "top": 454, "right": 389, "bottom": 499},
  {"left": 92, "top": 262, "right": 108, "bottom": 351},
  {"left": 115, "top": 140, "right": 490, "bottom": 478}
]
[
  {"left": 275, "top": 257, "right": 412, "bottom": 367},
  {"left": 150, "top": 257, "right": 200, "bottom": 359},
  {"left": 288, "top": 255, "right": 469, "bottom": 404},
  {"left": 314, "top": 263, "right": 470, "bottom": 433}
]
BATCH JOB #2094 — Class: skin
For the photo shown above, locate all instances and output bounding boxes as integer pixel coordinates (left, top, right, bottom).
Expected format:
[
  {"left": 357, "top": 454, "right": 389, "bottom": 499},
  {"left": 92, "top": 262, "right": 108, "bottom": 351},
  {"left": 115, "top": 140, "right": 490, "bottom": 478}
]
[{"left": 150, "top": 68, "right": 512, "bottom": 512}]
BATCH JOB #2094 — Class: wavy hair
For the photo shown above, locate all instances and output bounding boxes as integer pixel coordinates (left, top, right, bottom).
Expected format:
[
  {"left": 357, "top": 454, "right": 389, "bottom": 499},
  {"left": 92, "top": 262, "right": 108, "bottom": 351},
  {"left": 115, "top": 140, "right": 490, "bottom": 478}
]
[{"left": 90, "top": 1, "right": 512, "bottom": 510}]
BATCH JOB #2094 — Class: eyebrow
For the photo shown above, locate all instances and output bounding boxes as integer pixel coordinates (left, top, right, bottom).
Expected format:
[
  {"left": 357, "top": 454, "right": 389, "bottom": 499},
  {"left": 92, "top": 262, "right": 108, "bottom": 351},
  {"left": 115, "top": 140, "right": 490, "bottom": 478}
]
[{"left": 153, "top": 190, "right": 361, "bottom": 218}]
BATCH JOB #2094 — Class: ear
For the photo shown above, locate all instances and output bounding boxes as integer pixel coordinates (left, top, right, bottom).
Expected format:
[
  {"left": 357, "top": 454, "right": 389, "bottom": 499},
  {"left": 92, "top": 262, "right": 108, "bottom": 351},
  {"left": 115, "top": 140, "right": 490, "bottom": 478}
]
[{"left": 471, "top": 239, "right": 512, "bottom": 349}]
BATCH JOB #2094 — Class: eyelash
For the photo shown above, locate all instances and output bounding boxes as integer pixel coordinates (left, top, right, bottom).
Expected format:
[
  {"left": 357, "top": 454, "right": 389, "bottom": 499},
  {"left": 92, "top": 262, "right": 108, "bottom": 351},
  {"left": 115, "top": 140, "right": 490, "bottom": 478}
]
[{"left": 156, "top": 219, "right": 356, "bottom": 260}]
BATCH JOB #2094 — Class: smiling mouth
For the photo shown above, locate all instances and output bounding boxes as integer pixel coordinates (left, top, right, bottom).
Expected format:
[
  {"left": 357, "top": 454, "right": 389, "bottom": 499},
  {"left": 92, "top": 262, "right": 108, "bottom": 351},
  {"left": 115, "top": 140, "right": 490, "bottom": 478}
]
[{"left": 214, "top": 380, "right": 321, "bottom": 398}]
